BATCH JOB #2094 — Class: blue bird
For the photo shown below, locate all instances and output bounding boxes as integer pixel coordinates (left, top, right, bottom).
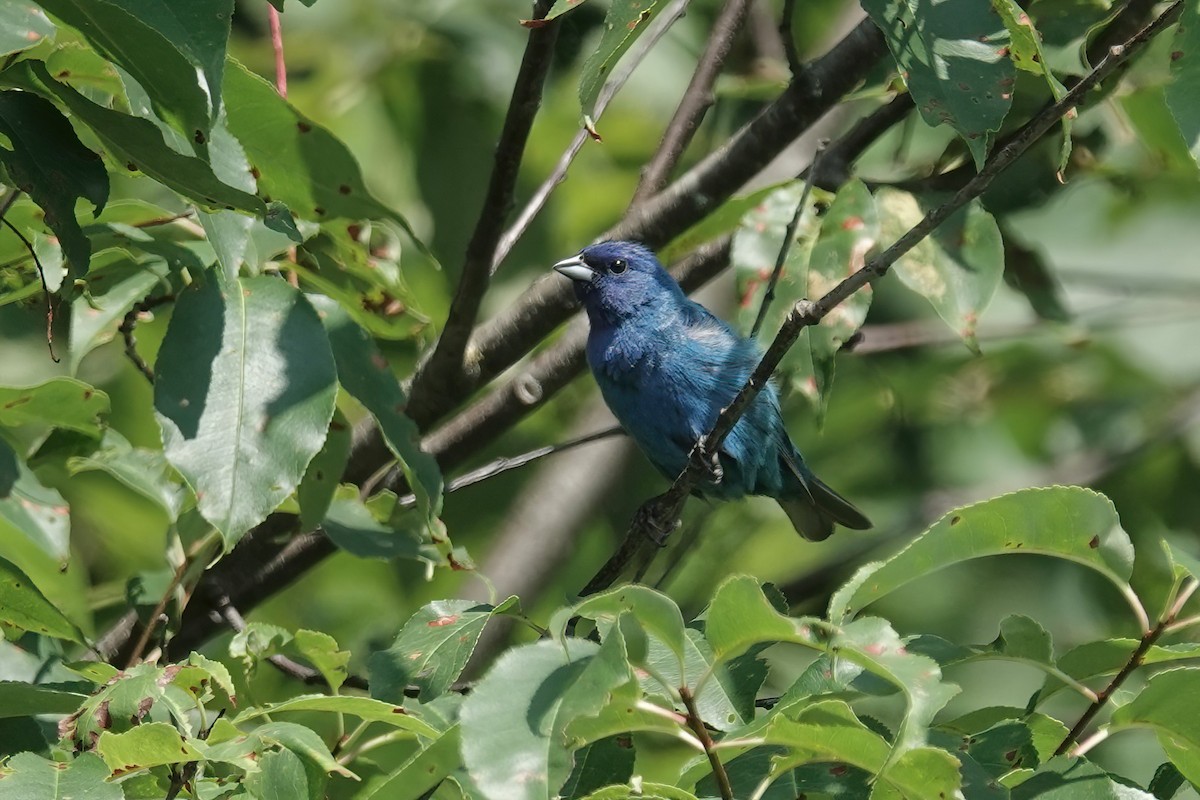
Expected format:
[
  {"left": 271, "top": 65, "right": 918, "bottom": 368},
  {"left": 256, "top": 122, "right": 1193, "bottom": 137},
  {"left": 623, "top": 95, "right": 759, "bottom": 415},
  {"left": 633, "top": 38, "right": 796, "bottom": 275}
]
[{"left": 554, "top": 240, "right": 871, "bottom": 541}]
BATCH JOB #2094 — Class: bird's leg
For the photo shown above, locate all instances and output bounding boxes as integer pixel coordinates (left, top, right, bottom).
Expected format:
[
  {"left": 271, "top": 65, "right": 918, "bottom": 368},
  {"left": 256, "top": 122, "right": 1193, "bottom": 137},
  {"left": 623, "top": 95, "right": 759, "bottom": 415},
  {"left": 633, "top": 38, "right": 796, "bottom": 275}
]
[
  {"left": 634, "top": 497, "right": 681, "bottom": 547},
  {"left": 689, "top": 435, "right": 724, "bottom": 486}
]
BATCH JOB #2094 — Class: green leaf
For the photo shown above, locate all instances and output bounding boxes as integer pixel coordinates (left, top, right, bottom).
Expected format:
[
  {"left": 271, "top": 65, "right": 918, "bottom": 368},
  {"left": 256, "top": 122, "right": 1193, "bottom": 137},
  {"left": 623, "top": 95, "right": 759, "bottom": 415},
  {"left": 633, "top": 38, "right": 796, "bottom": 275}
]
[
  {"left": 244, "top": 747, "right": 313, "bottom": 800},
  {"left": 0, "top": 555, "right": 84, "bottom": 643},
  {"left": 731, "top": 181, "right": 819, "bottom": 334},
  {"left": 102, "top": 0, "right": 233, "bottom": 120},
  {"left": 0, "top": 4, "right": 54, "bottom": 56},
  {"left": 829, "top": 486, "right": 1134, "bottom": 623},
  {"left": 580, "top": 785, "right": 699, "bottom": 800},
  {"left": 461, "top": 638, "right": 633, "bottom": 800},
  {"left": 0, "top": 456, "right": 70, "bottom": 571},
  {"left": 761, "top": 701, "right": 962, "bottom": 798},
  {"left": 223, "top": 59, "right": 426, "bottom": 250},
  {"left": 941, "top": 706, "right": 1068, "bottom": 763},
  {"left": 68, "top": 429, "right": 186, "bottom": 522},
  {"left": 297, "top": 409, "right": 350, "bottom": 531},
  {"left": 863, "top": 0, "right": 1014, "bottom": 167},
  {"left": 320, "top": 487, "right": 435, "bottom": 562},
  {"left": 154, "top": 272, "right": 338, "bottom": 547},
  {"left": 705, "top": 577, "right": 957, "bottom": 753},
  {"left": 1148, "top": 762, "right": 1186, "bottom": 800},
  {"left": 370, "top": 597, "right": 516, "bottom": 703},
  {"left": 59, "top": 663, "right": 167, "bottom": 749},
  {"left": 0, "top": 377, "right": 109, "bottom": 436},
  {"left": 32, "top": 0, "right": 213, "bottom": 138},
  {"left": 1040, "top": 639, "right": 1200, "bottom": 702},
  {"left": 97, "top": 721, "right": 205, "bottom": 773},
  {"left": 0, "top": 90, "right": 108, "bottom": 278},
  {"left": 251, "top": 720, "right": 355, "bottom": 778},
  {"left": 1167, "top": 2, "right": 1200, "bottom": 161},
  {"left": 578, "top": 0, "right": 665, "bottom": 131},
  {"left": 1003, "top": 234, "right": 1072, "bottom": 322},
  {"left": 560, "top": 737, "right": 636, "bottom": 800},
  {"left": 8, "top": 60, "right": 268, "bottom": 217},
  {"left": 233, "top": 694, "right": 440, "bottom": 739},
  {"left": 876, "top": 188, "right": 1004, "bottom": 352},
  {"left": 549, "top": 584, "right": 687, "bottom": 667},
  {"left": 641, "top": 627, "right": 763, "bottom": 733},
  {"left": 308, "top": 295, "right": 442, "bottom": 526},
  {"left": 293, "top": 629, "right": 349, "bottom": 693},
  {"left": 360, "top": 724, "right": 461, "bottom": 800},
  {"left": 533, "top": 0, "right": 595, "bottom": 25},
  {"left": 731, "top": 178, "right": 875, "bottom": 413},
  {"left": 783, "top": 179, "right": 878, "bottom": 414},
  {"left": 68, "top": 257, "right": 170, "bottom": 373},
  {"left": 0, "top": 752, "right": 122, "bottom": 800},
  {"left": 0, "top": 680, "right": 89, "bottom": 718},
  {"left": 1010, "top": 756, "right": 1156, "bottom": 799},
  {"left": 1111, "top": 668, "right": 1200, "bottom": 785}
]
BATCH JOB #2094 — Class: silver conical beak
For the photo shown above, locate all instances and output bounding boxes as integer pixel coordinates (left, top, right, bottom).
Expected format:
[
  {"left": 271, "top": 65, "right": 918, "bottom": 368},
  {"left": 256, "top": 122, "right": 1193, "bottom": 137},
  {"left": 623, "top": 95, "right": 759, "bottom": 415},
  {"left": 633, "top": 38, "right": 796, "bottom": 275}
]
[{"left": 553, "top": 254, "right": 596, "bottom": 283}]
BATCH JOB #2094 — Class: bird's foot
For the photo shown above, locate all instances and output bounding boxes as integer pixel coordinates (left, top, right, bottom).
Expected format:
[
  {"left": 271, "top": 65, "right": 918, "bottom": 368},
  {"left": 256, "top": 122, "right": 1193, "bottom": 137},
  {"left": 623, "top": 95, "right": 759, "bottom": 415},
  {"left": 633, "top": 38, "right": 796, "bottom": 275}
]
[
  {"left": 635, "top": 498, "right": 680, "bottom": 547},
  {"left": 689, "top": 436, "right": 724, "bottom": 486}
]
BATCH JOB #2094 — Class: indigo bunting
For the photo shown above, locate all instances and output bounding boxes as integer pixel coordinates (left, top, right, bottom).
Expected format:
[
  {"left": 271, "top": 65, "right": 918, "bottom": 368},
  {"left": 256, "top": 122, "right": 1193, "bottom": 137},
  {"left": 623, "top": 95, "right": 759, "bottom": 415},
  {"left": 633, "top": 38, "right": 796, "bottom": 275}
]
[{"left": 554, "top": 240, "right": 871, "bottom": 541}]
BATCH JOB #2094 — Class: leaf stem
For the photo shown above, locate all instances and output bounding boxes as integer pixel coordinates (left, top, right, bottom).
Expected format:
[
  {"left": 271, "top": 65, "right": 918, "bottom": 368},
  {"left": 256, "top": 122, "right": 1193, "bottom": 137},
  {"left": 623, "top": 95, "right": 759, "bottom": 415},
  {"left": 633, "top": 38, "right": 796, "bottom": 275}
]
[
  {"left": 267, "top": 3, "right": 287, "bottom": 98},
  {"left": 679, "top": 685, "right": 733, "bottom": 800}
]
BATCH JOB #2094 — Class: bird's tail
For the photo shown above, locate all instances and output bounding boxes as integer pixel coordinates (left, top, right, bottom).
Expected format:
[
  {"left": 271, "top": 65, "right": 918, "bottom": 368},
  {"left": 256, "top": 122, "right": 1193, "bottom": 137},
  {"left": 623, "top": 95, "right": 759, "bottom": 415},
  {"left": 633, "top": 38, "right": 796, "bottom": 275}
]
[{"left": 778, "top": 450, "right": 872, "bottom": 541}]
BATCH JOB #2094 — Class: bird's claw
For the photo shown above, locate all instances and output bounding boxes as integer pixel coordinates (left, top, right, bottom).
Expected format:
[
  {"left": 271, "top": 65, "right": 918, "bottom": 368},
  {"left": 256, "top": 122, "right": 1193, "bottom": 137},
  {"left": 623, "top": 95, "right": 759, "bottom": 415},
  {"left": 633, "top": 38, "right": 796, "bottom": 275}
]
[
  {"left": 689, "top": 436, "right": 724, "bottom": 486},
  {"left": 635, "top": 501, "right": 680, "bottom": 547}
]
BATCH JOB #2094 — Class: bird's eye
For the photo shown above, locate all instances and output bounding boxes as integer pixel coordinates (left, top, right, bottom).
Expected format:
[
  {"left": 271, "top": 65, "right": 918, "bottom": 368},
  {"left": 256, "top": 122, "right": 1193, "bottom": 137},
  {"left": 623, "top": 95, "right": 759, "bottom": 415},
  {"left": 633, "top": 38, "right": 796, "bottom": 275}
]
[{"left": 610, "top": 259, "right": 627, "bottom": 275}]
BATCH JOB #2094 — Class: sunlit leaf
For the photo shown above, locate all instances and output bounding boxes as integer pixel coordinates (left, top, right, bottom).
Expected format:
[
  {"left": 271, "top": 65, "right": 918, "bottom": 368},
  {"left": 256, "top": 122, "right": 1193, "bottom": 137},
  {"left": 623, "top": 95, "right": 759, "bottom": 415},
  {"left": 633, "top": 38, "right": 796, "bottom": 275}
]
[
  {"left": 863, "top": 0, "right": 1014, "bottom": 166},
  {"left": 0, "top": 752, "right": 122, "bottom": 800},
  {"left": 877, "top": 188, "right": 1003, "bottom": 353},
  {"left": 829, "top": 486, "right": 1134, "bottom": 623},
  {"left": 370, "top": 597, "right": 518, "bottom": 703},
  {"left": 0, "top": 4, "right": 53, "bottom": 56},
  {"left": 154, "top": 271, "right": 337, "bottom": 547},
  {"left": 578, "top": 0, "right": 665, "bottom": 132},
  {"left": 31, "top": 0, "right": 214, "bottom": 138}
]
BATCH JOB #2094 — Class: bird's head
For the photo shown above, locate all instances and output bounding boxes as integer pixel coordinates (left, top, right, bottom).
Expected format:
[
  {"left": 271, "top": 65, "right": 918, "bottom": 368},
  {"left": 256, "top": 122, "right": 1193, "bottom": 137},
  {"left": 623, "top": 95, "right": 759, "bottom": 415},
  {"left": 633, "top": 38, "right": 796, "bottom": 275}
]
[{"left": 553, "top": 240, "right": 684, "bottom": 323}]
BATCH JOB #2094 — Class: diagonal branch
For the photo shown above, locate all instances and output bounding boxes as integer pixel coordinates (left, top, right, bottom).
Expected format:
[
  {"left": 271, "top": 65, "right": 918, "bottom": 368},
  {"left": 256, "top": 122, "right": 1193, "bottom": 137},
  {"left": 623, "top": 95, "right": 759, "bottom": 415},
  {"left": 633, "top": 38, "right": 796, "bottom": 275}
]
[
  {"left": 630, "top": 0, "right": 754, "bottom": 206},
  {"left": 580, "top": 0, "right": 1184, "bottom": 595},
  {"left": 408, "top": 0, "right": 561, "bottom": 414}
]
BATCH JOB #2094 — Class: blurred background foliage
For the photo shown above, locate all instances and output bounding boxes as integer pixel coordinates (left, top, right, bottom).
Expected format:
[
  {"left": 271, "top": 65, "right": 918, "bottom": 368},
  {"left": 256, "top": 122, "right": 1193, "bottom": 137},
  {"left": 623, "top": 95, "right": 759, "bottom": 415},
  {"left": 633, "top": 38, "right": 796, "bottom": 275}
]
[{"left": 3, "top": 0, "right": 1200, "bottom": 788}]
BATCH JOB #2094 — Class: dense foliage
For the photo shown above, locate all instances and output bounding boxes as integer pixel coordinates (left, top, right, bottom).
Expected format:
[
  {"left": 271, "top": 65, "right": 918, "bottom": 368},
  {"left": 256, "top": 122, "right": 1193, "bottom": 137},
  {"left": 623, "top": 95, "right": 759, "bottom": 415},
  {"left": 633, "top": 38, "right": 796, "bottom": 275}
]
[{"left": 2, "top": 0, "right": 1200, "bottom": 797}]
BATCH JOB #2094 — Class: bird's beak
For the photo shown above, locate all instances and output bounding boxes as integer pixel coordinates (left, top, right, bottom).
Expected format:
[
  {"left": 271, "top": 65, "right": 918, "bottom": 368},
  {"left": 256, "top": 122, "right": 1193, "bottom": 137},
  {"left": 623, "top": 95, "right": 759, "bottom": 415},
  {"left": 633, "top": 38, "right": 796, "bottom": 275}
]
[{"left": 553, "top": 254, "right": 596, "bottom": 283}]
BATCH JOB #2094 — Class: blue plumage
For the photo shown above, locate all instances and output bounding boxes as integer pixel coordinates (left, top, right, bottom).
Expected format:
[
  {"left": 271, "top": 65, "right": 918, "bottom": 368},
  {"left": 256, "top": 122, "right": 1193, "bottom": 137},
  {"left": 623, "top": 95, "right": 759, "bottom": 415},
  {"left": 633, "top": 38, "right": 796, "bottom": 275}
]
[{"left": 554, "top": 240, "right": 870, "bottom": 540}]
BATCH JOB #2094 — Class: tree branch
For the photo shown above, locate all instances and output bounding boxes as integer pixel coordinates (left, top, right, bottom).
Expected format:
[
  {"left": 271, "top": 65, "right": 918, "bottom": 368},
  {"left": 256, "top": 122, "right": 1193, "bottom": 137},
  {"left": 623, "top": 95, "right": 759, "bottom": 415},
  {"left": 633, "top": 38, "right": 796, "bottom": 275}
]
[
  {"left": 581, "top": 1, "right": 1184, "bottom": 595},
  {"left": 630, "top": 0, "right": 753, "bottom": 206},
  {"left": 494, "top": 0, "right": 692, "bottom": 270},
  {"left": 408, "top": 0, "right": 561, "bottom": 415}
]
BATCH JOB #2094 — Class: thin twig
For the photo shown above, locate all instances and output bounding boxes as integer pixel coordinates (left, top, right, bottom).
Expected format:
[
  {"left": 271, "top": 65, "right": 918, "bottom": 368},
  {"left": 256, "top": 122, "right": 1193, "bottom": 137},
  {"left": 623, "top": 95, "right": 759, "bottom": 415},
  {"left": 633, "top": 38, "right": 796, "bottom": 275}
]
[
  {"left": 749, "top": 139, "right": 826, "bottom": 339},
  {"left": 119, "top": 308, "right": 155, "bottom": 383},
  {"left": 267, "top": 3, "right": 287, "bottom": 98},
  {"left": 409, "top": 0, "right": 560, "bottom": 412},
  {"left": 680, "top": 685, "right": 733, "bottom": 800},
  {"left": 778, "top": 0, "right": 801, "bottom": 76},
  {"left": 1, "top": 214, "right": 58, "bottom": 362},
  {"left": 631, "top": 0, "right": 753, "bottom": 206},
  {"left": 1057, "top": 576, "right": 1199, "bottom": 755},
  {"left": 494, "top": 0, "right": 692, "bottom": 270},
  {"left": 582, "top": 2, "right": 1184, "bottom": 596},
  {"left": 809, "top": 94, "right": 914, "bottom": 190}
]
